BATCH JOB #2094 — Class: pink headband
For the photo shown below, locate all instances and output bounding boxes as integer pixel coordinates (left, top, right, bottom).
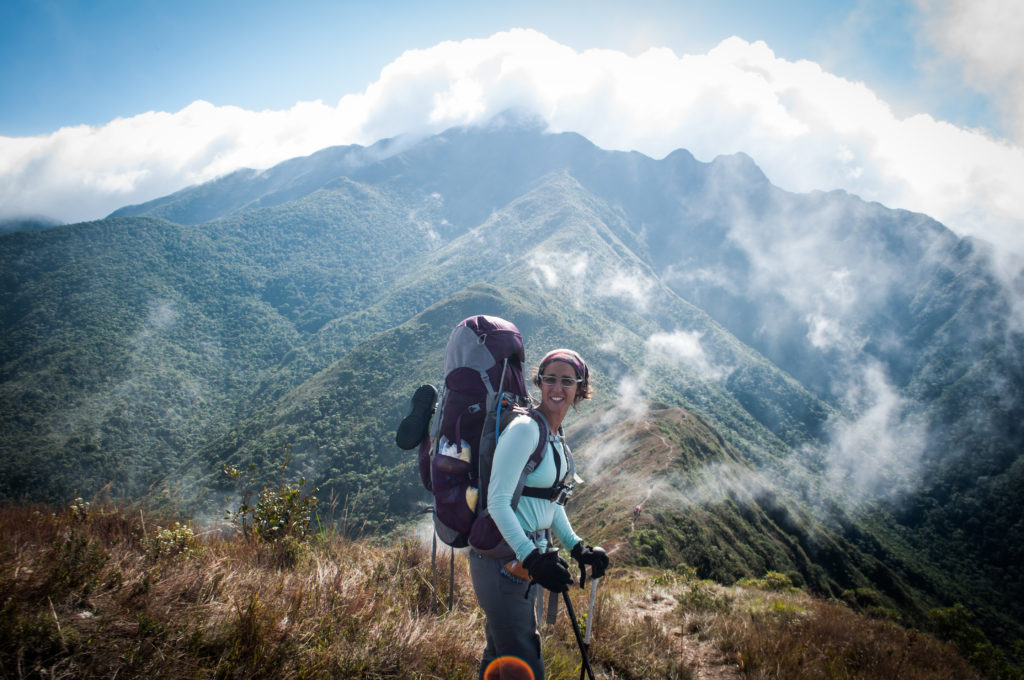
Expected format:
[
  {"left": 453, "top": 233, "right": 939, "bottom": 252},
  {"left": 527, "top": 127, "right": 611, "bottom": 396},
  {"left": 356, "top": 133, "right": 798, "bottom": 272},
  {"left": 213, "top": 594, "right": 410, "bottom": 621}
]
[{"left": 539, "top": 348, "right": 589, "bottom": 383}]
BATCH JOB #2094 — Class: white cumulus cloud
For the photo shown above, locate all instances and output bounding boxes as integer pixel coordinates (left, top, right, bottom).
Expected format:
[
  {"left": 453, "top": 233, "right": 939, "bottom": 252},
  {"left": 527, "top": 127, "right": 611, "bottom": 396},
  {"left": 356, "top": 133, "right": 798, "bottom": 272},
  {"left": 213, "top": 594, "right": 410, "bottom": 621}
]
[
  {"left": 1, "top": 28, "right": 1022, "bottom": 258},
  {"left": 917, "top": 0, "right": 1024, "bottom": 142}
]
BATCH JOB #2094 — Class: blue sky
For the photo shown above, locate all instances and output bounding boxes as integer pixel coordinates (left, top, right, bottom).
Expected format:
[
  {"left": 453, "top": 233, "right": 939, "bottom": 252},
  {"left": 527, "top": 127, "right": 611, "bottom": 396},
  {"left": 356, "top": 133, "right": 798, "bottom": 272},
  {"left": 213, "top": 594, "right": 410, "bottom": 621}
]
[
  {"left": 1, "top": 0, "right": 1022, "bottom": 255},
  {"left": 0, "top": 0, "right": 996, "bottom": 136}
]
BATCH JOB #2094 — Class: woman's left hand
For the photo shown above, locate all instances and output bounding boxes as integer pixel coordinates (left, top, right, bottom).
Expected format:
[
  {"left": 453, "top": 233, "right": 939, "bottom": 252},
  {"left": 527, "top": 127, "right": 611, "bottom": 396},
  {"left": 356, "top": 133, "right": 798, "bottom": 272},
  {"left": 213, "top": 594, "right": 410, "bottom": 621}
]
[{"left": 571, "top": 542, "right": 609, "bottom": 587}]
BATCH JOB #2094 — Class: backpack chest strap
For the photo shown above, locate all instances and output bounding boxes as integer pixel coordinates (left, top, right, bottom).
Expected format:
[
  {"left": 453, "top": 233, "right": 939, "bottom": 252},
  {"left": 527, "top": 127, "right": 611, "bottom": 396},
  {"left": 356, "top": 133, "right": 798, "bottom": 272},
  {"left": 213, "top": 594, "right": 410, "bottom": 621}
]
[{"left": 518, "top": 424, "right": 576, "bottom": 506}]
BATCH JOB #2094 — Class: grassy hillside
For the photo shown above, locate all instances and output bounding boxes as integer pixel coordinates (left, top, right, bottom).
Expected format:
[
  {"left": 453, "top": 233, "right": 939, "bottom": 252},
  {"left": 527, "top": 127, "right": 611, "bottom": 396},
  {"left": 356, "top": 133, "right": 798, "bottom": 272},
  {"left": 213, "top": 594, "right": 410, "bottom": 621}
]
[
  {"left": 571, "top": 407, "right": 932, "bottom": 614},
  {"left": 1, "top": 500, "right": 1000, "bottom": 680}
]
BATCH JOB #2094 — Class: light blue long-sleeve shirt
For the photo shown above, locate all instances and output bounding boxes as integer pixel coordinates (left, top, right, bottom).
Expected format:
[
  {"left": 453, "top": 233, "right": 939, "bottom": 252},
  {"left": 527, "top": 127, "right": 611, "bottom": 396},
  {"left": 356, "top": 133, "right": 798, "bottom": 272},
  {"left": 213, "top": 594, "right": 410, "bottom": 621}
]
[{"left": 487, "top": 412, "right": 582, "bottom": 561}]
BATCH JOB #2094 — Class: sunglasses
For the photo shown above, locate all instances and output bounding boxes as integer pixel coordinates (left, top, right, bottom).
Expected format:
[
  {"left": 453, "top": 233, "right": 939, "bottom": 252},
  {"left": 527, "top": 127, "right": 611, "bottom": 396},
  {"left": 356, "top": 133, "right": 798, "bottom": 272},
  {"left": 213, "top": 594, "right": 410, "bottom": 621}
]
[{"left": 539, "top": 374, "right": 582, "bottom": 388}]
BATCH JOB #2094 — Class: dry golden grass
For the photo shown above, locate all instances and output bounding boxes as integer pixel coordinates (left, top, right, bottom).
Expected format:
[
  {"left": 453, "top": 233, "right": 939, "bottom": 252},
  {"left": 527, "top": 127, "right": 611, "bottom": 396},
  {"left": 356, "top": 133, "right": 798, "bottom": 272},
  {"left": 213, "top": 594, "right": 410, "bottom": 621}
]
[
  {"left": 0, "top": 501, "right": 489, "bottom": 678},
  {"left": 0, "top": 502, "right": 987, "bottom": 679},
  {"left": 716, "top": 588, "right": 980, "bottom": 680}
]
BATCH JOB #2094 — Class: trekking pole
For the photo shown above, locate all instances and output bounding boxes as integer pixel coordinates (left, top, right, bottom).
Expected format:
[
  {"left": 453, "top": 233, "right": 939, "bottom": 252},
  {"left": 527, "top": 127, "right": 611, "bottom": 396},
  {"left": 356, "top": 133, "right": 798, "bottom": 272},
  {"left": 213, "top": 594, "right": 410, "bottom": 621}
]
[
  {"left": 580, "top": 578, "right": 599, "bottom": 680},
  {"left": 421, "top": 506, "right": 440, "bottom": 613},
  {"left": 561, "top": 589, "right": 596, "bottom": 680},
  {"left": 448, "top": 545, "right": 455, "bottom": 612},
  {"left": 431, "top": 529, "right": 438, "bottom": 612}
]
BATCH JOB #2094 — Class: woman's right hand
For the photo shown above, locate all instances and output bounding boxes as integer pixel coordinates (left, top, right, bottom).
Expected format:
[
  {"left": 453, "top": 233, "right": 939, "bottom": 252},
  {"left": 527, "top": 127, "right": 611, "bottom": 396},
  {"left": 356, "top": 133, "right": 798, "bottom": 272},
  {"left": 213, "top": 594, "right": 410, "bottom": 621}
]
[{"left": 522, "top": 549, "right": 574, "bottom": 593}]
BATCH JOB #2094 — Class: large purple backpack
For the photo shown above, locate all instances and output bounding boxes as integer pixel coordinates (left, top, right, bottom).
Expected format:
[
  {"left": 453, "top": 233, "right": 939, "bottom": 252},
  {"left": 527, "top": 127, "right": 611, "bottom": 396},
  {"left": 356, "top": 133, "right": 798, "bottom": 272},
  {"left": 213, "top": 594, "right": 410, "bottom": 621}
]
[{"left": 417, "top": 315, "right": 551, "bottom": 557}]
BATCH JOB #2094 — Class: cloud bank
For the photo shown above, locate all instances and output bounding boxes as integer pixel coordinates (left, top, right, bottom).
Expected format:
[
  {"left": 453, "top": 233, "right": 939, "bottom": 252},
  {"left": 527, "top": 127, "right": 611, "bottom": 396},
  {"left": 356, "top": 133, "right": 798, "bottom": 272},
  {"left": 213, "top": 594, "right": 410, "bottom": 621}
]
[
  {"left": 918, "top": 0, "right": 1024, "bottom": 142},
  {"left": 2, "top": 26, "right": 1022, "bottom": 255}
]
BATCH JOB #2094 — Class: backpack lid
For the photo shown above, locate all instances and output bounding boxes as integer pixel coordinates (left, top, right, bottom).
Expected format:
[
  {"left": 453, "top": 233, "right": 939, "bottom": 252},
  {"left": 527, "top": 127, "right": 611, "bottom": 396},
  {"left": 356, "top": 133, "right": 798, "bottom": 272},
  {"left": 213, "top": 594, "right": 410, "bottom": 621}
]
[{"left": 444, "top": 315, "right": 526, "bottom": 380}]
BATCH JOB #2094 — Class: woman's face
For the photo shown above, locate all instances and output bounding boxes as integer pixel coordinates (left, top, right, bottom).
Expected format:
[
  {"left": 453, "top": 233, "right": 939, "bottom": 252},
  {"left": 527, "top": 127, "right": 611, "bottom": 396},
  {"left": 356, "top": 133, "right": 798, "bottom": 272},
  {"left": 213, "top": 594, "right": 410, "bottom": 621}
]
[{"left": 537, "top": 360, "right": 579, "bottom": 417}]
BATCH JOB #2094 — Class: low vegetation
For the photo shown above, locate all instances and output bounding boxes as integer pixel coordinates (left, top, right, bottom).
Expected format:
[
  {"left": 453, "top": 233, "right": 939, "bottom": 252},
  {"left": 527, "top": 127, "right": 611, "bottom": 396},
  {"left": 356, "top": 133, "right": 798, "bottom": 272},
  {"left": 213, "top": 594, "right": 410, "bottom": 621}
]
[{"left": 3, "top": 499, "right": 1010, "bottom": 679}]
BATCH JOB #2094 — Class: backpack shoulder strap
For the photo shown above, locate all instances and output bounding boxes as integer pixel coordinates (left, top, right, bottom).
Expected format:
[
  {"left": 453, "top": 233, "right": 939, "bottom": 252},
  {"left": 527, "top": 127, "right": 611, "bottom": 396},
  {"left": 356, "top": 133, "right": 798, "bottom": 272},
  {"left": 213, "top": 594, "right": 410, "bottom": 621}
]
[
  {"left": 514, "top": 408, "right": 549, "bottom": 460},
  {"left": 508, "top": 408, "right": 555, "bottom": 510}
]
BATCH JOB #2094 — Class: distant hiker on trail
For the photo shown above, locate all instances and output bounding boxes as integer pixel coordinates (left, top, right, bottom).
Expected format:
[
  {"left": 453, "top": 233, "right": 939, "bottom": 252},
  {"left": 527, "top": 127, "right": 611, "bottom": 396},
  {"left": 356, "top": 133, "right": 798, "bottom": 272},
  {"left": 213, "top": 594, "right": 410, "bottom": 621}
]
[{"left": 470, "top": 348, "right": 609, "bottom": 680}]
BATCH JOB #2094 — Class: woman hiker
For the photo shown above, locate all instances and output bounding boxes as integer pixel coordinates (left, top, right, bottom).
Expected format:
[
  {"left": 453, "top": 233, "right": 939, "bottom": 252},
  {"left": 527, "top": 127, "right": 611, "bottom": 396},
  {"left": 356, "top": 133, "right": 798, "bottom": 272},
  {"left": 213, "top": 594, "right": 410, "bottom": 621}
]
[{"left": 470, "top": 349, "right": 609, "bottom": 680}]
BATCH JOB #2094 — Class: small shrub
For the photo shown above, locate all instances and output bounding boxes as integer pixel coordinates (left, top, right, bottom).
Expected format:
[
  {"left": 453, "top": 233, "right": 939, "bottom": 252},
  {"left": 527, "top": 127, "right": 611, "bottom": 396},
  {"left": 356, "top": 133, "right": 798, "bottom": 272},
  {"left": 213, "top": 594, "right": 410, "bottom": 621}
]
[
  {"left": 762, "top": 571, "right": 794, "bottom": 591},
  {"left": 678, "top": 579, "right": 734, "bottom": 614},
  {"left": 146, "top": 521, "right": 200, "bottom": 561},
  {"left": 737, "top": 570, "right": 795, "bottom": 592},
  {"left": 652, "top": 564, "right": 697, "bottom": 587},
  {"left": 69, "top": 497, "right": 91, "bottom": 522},
  {"left": 224, "top": 447, "right": 320, "bottom": 546}
]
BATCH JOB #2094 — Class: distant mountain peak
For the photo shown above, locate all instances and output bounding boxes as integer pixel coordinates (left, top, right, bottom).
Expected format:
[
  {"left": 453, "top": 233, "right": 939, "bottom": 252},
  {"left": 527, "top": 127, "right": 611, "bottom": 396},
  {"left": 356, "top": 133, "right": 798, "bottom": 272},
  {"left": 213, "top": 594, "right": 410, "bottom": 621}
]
[{"left": 709, "top": 150, "right": 770, "bottom": 186}]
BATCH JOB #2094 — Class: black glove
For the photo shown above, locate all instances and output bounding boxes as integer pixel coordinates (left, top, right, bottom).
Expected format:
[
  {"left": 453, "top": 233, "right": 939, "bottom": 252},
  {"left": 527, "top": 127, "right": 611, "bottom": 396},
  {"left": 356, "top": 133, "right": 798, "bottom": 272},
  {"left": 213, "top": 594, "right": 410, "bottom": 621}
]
[
  {"left": 522, "top": 549, "right": 574, "bottom": 593},
  {"left": 571, "top": 542, "right": 610, "bottom": 588}
]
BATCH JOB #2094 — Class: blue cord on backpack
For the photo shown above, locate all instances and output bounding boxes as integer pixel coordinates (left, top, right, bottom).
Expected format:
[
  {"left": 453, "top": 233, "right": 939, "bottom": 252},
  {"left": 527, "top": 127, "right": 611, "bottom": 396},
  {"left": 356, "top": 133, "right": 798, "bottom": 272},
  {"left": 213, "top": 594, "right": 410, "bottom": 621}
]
[
  {"left": 495, "top": 395, "right": 503, "bottom": 443},
  {"left": 495, "top": 357, "right": 509, "bottom": 444}
]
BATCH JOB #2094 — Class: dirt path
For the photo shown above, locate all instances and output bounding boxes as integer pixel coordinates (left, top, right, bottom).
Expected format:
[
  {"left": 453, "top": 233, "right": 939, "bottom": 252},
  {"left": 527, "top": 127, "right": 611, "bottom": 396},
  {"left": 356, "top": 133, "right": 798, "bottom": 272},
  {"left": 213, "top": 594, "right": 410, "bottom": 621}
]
[{"left": 625, "top": 589, "right": 742, "bottom": 680}]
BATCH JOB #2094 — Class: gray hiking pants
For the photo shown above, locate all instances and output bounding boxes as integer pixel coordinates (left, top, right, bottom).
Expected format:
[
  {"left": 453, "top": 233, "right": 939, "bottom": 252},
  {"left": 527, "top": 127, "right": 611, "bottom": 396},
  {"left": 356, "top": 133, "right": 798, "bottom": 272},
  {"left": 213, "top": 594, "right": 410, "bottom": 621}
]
[{"left": 469, "top": 550, "right": 544, "bottom": 680}]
